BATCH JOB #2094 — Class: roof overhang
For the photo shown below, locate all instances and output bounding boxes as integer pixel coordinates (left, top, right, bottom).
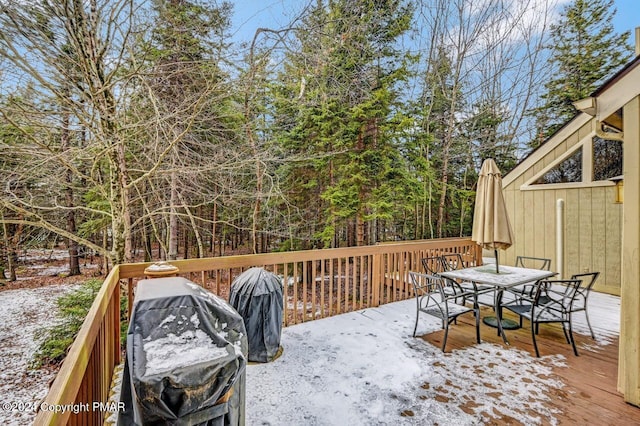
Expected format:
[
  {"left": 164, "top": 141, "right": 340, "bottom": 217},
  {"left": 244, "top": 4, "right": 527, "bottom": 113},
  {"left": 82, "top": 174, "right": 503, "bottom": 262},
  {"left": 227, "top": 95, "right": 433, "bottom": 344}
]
[{"left": 573, "top": 97, "right": 596, "bottom": 116}]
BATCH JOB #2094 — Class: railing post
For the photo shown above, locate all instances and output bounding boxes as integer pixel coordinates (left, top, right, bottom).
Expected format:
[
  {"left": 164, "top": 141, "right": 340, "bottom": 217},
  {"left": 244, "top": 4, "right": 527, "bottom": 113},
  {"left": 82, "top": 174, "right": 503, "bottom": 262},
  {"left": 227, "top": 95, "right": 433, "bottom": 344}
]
[
  {"left": 475, "top": 243, "right": 483, "bottom": 266},
  {"left": 127, "top": 278, "right": 133, "bottom": 320},
  {"left": 114, "top": 285, "right": 121, "bottom": 365},
  {"left": 371, "top": 253, "right": 382, "bottom": 307}
]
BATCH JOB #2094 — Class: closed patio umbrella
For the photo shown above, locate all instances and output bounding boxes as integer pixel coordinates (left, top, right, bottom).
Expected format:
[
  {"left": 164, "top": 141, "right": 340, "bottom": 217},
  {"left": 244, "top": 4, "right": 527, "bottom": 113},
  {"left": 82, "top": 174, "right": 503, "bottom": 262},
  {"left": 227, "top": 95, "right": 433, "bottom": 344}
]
[{"left": 472, "top": 158, "right": 514, "bottom": 273}]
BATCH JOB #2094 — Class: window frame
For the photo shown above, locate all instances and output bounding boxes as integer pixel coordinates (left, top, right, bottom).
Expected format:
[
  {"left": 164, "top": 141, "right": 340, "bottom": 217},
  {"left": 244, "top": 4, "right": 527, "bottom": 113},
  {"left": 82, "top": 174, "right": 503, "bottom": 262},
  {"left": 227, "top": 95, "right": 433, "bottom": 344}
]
[{"left": 521, "top": 131, "right": 620, "bottom": 191}]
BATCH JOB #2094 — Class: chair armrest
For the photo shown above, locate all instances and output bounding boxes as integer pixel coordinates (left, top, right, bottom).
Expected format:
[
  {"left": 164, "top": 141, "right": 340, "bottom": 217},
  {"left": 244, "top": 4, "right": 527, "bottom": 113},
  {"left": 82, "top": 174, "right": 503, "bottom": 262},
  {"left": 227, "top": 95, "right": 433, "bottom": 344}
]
[
  {"left": 412, "top": 283, "right": 432, "bottom": 295},
  {"left": 508, "top": 291, "right": 536, "bottom": 305},
  {"left": 534, "top": 298, "right": 566, "bottom": 317},
  {"left": 544, "top": 287, "right": 568, "bottom": 298},
  {"left": 544, "top": 285, "right": 579, "bottom": 305},
  {"left": 441, "top": 284, "right": 478, "bottom": 302}
]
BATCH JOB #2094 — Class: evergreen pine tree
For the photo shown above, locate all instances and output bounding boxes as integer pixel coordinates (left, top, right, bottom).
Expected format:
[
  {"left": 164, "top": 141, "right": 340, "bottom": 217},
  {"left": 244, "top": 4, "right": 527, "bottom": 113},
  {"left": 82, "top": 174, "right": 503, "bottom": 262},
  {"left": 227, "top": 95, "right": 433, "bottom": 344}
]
[
  {"left": 271, "top": 0, "right": 413, "bottom": 248},
  {"left": 532, "top": 0, "right": 632, "bottom": 147}
]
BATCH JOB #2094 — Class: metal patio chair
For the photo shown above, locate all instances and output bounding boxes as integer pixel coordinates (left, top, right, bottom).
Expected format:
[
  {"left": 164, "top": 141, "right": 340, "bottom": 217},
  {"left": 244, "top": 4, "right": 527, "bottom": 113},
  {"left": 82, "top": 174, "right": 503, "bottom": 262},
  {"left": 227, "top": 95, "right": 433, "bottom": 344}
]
[
  {"left": 440, "top": 253, "right": 494, "bottom": 307},
  {"left": 537, "top": 272, "right": 600, "bottom": 339},
  {"left": 501, "top": 278, "right": 583, "bottom": 357},
  {"left": 421, "top": 256, "right": 444, "bottom": 275},
  {"left": 515, "top": 256, "right": 552, "bottom": 271},
  {"left": 422, "top": 255, "right": 470, "bottom": 305},
  {"left": 408, "top": 271, "right": 480, "bottom": 352},
  {"left": 508, "top": 256, "right": 552, "bottom": 301}
]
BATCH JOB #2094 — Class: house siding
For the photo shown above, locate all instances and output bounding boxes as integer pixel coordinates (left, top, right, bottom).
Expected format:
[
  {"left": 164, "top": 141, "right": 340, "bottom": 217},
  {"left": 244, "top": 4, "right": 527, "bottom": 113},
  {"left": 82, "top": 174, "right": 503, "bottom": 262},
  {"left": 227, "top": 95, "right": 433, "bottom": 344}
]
[{"left": 503, "top": 120, "right": 622, "bottom": 295}]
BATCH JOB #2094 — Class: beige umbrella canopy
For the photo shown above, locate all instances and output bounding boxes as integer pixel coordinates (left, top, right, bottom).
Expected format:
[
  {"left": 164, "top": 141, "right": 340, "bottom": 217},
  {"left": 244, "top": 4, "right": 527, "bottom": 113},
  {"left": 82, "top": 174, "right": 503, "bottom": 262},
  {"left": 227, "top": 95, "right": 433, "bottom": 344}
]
[{"left": 472, "top": 159, "right": 514, "bottom": 273}]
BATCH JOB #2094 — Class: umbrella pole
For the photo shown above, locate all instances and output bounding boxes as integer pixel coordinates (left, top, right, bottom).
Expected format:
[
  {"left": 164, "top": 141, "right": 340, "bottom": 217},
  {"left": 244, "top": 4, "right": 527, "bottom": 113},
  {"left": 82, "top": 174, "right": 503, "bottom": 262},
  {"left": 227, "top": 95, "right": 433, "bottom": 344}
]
[{"left": 494, "top": 249, "right": 499, "bottom": 274}]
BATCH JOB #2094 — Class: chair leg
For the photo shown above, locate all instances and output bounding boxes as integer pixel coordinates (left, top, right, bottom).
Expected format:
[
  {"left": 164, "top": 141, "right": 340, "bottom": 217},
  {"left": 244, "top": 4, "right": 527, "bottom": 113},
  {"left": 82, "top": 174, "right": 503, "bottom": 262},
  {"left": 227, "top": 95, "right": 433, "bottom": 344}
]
[
  {"left": 531, "top": 320, "right": 540, "bottom": 357},
  {"left": 441, "top": 322, "right": 450, "bottom": 352},
  {"left": 495, "top": 290, "right": 506, "bottom": 339},
  {"left": 568, "top": 319, "right": 579, "bottom": 356},
  {"left": 475, "top": 305, "right": 481, "bottom": 344},
  {"left": 496, "top": 309, "right": 508, "bottom": 345},
  {"left": 583, "top": 310, "right": 595, "bottom": 339},
  {"left": 413, "top": 312, "right": 419, "bottom": 337}
]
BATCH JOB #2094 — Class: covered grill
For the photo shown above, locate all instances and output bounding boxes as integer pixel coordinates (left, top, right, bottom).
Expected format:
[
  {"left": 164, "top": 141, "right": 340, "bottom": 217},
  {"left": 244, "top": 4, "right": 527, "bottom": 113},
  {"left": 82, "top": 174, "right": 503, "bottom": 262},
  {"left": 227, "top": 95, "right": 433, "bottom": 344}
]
[
  {"left": 229, "top": 267, "right": 283, "bottom": 362},
  {"left": 119, "top": 277, "right": 247, "bottom": 425}
]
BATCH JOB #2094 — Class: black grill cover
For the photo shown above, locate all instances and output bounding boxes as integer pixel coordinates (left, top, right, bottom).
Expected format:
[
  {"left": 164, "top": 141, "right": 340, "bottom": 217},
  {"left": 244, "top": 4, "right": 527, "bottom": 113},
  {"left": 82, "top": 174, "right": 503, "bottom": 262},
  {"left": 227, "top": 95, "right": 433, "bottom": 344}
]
[
  {"left": 119, "top": 277, "right": 247, "bottom": 425},
  {"left": 229, "top": 267, "right": 283, "bottom": 363}
]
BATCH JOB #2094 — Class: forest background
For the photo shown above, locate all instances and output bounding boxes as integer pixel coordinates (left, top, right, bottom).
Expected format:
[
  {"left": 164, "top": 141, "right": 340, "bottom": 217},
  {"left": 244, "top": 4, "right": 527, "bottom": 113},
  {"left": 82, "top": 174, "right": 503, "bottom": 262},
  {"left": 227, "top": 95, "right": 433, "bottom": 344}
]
[{"left": 0, "top": 0, "right": 636, "bottom": 279}]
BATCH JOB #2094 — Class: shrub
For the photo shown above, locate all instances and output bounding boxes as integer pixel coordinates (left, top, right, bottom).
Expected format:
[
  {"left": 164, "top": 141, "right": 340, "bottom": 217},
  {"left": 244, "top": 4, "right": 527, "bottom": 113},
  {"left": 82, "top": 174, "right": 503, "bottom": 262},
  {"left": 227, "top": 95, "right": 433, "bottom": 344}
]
[{"left": 31, "top": 279, "right": 128, "bottom": 368}]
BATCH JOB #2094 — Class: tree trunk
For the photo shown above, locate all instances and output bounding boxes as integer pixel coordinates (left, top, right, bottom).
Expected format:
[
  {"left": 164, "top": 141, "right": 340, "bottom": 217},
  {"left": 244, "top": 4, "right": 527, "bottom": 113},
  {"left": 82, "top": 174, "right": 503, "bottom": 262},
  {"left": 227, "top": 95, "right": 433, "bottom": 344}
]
[
  {"left": 1, "top": 213, "right": 12, "bottom": 281},
  {"left": 183, "top": 229, "right": 189, "bottom": 259},
  {"left": 436, "top": 144, "right": 450, "bottom": 238},
  {"left": 211, "top": 203, "right": 217, "bottom": 256},
  {"left": 168, "top": 170, "right": 179, "bottom": 260},
  {"left": 143, "top": 222, "right": 152, "bottom": 262},
  {"left": 62, "top": 106, "right": 81, "bottom": 276},
  {"left": 110, "top": 142, "right": 132, "bottom": 264},
  {"left": 102, "top": 230, "right": 109, "bottom": 275},
  {"left": 356, "top": 215, "right": 365, "bottom": 247},
  {"left": 8, "top": 249, "right": 17, "bottom": 281}
]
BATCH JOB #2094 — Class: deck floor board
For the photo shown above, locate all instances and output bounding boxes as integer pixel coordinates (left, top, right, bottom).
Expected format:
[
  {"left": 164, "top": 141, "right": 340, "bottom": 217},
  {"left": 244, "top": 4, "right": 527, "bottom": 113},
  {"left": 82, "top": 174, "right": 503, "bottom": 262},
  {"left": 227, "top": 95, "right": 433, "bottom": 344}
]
[{"left": 420, "top": 307, "right": 640, "bottom": 425}]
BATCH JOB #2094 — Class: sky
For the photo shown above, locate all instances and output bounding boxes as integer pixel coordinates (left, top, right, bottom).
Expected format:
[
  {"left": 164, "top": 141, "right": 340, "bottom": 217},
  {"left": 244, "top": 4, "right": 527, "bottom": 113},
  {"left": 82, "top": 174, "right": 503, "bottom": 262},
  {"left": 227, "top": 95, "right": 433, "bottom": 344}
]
[
  {"left": 611, "top": 0, "right": 640, "bottom": 36},
  {"left": 230, "top": 0, "right": 640, "bottom": 46}
]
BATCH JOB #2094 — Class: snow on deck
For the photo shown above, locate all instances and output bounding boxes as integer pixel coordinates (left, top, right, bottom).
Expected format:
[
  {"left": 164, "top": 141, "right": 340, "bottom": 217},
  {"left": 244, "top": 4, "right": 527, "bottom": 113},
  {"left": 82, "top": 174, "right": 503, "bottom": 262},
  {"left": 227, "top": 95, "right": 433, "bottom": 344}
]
[
  {"left": 0, "top": 282, "right": 620, "bottom": 425},
  {"left": 246, "top": 291, "right": 620, "bottom": 425}
]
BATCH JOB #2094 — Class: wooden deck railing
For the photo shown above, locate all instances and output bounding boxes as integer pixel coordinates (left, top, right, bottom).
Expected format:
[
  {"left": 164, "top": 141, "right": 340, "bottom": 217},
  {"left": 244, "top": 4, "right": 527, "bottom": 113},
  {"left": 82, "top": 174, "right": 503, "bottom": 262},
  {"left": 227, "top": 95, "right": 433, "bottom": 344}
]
[
  {"left": 34, "top": 238, "right": 481, "bottom": 425},
  {"left": 33, "top": 266, "right": 122, "bottom": 425}
]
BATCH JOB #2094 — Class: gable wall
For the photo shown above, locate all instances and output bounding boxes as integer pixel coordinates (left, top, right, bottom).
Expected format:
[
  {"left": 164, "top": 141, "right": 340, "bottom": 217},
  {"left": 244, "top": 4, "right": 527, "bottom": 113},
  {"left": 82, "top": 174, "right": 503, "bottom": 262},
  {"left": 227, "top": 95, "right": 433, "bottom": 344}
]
[{"left": 503, "top": 119, "right": 622, "bottom": 295}]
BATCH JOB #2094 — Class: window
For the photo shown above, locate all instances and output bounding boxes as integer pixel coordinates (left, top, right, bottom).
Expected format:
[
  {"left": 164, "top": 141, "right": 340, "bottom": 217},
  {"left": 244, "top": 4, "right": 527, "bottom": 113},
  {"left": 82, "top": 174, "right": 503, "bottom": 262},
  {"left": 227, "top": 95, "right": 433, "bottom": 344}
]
[
  {"left": 524, "top": 129, "right": 625, "bottom": 189},
  {"left": 592, "top": 136, "right": 623, "bottom": 181},
  {"left": 532, "top": 147, "right": 582, "bottom": 184}
]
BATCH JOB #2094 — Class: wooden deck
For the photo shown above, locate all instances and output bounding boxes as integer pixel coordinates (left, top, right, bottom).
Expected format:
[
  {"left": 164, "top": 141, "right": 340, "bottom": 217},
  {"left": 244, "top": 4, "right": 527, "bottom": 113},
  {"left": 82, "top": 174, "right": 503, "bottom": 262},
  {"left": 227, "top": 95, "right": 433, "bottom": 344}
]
[{"left": 420, "top": 307, "right": 640, "bottom": 425}]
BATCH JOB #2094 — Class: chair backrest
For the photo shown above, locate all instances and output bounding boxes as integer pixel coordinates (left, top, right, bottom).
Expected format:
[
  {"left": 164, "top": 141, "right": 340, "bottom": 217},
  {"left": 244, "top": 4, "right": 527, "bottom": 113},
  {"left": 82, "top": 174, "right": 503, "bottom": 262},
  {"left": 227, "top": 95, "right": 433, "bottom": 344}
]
[
  {"left": 421, "top": 257, "right": 444, "bottom": 275},
  {"left": 570, "top": 271, "right": 600, "bottom": 307},
  {"left": 515, "top": 256, "right": 551, "bottom": 271},
  {"left": 570, "top": 272, "right": 599, "bottom": 292},
  {"left": 409, "top": 271, "right": 448, "bottom": 301},
  {"left": 440, "top": 253, "right": 467, "bottom": 271}
]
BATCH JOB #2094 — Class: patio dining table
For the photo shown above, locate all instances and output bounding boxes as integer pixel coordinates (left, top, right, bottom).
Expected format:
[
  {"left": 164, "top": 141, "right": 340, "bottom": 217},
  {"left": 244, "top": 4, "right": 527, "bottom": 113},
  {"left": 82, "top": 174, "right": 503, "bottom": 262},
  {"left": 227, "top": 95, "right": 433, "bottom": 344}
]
[{"left": 440, "top": 264, "right": 557, "bottom": 344}]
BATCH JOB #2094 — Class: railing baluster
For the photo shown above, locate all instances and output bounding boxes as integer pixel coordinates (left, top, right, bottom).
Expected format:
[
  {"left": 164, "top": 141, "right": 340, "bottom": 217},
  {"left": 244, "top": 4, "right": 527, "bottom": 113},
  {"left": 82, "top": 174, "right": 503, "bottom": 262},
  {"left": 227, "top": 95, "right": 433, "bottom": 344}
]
[
  {"left": 293, "top": 262, "right": 299, "bottom": 324},
  {"left": 351, "top": 256, "right": 357, "bottom": 312},
  {"left": 283, "top": 263, "right": 289, "bottom": 326},
  {"left": 320, "top": 260, "right": 326, "bottom": 318},
  {"left": 127, "top": 278, "right": 133, "bottom": 320},
  {"left": 302, "top": 261, "right": 308, "bottom": 322},
  {"left": 311, "top": 260, "right": 317, "bottom": 320},
  {"left": 338, "top": 258, "right": 343, "bottom": 315},
  {"left": 329, "top": 259, "right": 334, "bottom": 317}
]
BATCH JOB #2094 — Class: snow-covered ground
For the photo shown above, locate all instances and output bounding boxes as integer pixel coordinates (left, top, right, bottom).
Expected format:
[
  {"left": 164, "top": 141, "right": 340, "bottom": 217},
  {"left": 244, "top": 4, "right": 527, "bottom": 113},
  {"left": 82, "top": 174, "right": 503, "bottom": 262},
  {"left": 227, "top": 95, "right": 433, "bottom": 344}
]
[{"left": 0, "top": 284, "right": 77, "bottom": 426}]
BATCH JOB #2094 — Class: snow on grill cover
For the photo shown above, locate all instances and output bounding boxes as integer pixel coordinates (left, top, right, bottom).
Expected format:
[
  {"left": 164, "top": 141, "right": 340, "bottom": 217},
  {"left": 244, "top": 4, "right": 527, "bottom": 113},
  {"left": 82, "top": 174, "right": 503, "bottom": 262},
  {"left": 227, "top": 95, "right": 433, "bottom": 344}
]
[
  {"left": 229, "top": 267, "right": 283, "bottom": 363},
  {"left": 118, "top": 277, "right": 247, "bottom": 425}
]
